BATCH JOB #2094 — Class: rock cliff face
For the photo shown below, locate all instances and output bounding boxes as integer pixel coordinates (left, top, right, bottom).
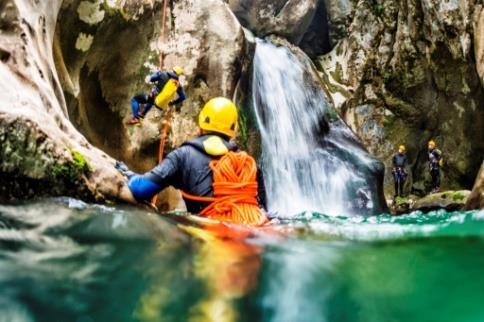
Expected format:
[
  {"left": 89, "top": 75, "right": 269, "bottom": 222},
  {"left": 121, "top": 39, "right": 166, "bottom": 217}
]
[
  {"left": 466, "top": 162, "right": 484, "bottom": 209},
  {"left": 55, "top": 0, "right": 250, "bottom": 172},
  {"left": 0, "top": 0, "right": 132, "bottom": 203},
  {"left": 1, "top": 0, "right": 482, "bottom": 210},
  {"left": 0, "top": 0, "right": 250, "bottom": 209},
  {"left": 317, "top": 0, "right": 484, "bottom": 196}
]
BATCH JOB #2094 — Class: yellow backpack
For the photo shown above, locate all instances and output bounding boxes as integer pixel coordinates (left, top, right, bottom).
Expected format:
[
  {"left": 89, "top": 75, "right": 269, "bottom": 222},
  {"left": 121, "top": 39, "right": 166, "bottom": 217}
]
[{"left": 154, "top": 78, "right": 179, "bottom": 109}]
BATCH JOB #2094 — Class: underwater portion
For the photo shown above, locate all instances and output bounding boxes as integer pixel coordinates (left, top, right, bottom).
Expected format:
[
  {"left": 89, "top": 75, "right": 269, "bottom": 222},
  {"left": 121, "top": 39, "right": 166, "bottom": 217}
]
[{"left": 1, "top": 199, "right": 483, "bottom": 322}]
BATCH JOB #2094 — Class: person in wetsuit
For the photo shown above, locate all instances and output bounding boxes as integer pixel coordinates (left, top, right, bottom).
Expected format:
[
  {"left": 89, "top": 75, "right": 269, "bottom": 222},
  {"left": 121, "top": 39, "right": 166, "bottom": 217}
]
[
  {"left": 392, "top": 145, "right": 408, "bottom": 198},
  {"left": 116, "top": 97, "right": 266, "bottom": 213},
  {"left": 428, "top": 140, "right": 443, "bottom": 193},
  {"left": 128, "top": 66, "right": 186, "bottom": 125}
]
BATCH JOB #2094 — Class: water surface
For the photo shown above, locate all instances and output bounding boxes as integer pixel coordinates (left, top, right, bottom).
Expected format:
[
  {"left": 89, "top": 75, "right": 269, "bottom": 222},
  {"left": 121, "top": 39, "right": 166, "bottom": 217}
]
[{"left": 0, "top": 198, "right": 483, "bottom": 322}]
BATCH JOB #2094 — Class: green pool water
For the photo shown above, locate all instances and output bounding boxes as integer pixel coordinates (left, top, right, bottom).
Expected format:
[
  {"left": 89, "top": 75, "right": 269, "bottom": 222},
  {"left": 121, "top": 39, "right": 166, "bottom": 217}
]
[{"left": 0, "top": 198, "right": 483, "bottom": 322}]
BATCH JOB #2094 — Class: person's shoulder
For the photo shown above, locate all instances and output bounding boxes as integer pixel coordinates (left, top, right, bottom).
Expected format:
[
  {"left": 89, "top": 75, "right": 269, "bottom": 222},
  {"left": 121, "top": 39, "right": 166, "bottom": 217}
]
[
  {"left": 167, "top": 72, "right": 179, "bottom": 79},
  {"left": 172, "top": 144, "right": 194, "bottom": 155},
  {"left": 165, "top": 144, "right": 193, "bottom": 162}
]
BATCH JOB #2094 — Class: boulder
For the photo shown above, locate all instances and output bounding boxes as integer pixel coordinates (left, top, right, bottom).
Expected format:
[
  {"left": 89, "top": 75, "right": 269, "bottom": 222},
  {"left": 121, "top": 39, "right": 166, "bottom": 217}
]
[
  {"left": 412, "top": 190, "right": 471, "bottom": 213},
  {"left": 227, "top": 0, "right": 319, "bottom": 43},
  {"left": 465, "top": 162, "right": 484, "bottom": 210},
  {"left": 322, "top": 0, "right": 353, "bottom": 45}
]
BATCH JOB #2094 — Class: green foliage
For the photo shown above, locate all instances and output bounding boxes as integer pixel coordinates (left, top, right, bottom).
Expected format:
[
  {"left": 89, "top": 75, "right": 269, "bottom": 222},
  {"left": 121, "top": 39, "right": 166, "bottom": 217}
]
[{"left": 53, "top": 149, "right": 92, "bottom": 184}]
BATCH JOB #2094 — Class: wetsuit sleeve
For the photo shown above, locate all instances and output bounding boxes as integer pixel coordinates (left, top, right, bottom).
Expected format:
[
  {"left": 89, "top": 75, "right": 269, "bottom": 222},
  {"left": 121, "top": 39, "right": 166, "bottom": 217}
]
[
  {"left": 149, "top": 71, "right": 162, "bottom": 83},
  {"left": 256, "top": 167, "right": 267, "bottom": 210},
  {"left": 171, "top": 85, "right": 186, "bottom": 105},
  {"left": 128, "top": 148, "right": 185, "bottom": 202},
  {"left": 128, "top": 176, "right": 162, "bottom": 202}
]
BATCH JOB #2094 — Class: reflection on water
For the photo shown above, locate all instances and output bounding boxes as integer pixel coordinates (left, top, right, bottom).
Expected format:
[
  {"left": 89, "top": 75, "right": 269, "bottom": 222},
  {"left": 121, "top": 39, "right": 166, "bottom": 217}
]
[{"left": 0, "top": 199, "right": 484, "bottom": 322}]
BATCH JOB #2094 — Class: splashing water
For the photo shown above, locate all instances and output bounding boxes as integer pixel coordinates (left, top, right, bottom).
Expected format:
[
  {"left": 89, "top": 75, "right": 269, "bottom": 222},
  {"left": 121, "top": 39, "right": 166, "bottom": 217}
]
[{"left": 252, "top": 40, "right": 386, "bottom": 216}]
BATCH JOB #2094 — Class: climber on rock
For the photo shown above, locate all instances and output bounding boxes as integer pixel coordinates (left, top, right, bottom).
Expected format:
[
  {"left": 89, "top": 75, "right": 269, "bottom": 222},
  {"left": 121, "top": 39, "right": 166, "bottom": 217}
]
[
  {"left": 117, "top": 97, "right": 267, "bottom": 224},
  {"left": 392, "top": 145, "right": 408, "bottom": 198},
  {"left": 428, "top": 140, "right": 443, "bottom": 193},
  {"left": 128, "top": 66, "right": 186, "bottom": 126}
]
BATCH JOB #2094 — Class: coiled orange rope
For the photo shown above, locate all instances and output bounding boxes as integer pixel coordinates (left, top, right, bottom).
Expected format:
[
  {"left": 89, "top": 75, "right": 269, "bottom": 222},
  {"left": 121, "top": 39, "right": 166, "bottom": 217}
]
[{"left": 181, "top": 152, "right": 268, "bottom": 226}]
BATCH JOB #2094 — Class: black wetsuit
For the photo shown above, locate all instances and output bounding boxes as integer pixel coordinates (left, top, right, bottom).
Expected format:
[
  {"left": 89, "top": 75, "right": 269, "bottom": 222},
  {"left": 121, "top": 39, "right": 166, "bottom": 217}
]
[
  {"left": 392, "top": 152, "right": 407, "bottom": 197},
  {"left": 127, "top": 134, "right": 267, "bottom": 214},
  {"left": 428, "top": 148, "right": 442, "bottom": 191}
]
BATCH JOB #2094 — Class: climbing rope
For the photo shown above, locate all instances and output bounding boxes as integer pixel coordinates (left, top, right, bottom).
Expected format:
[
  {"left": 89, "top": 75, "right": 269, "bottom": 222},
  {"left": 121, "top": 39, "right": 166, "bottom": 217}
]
[
  {"left": 158, "top": 0, "right": 169, "bottom": 69},
  {"left": 181, "top": 152, "right": 269, "bottom": 226},
  {"left": 152, "top": 0, "right": 171, "bottom": 206},
  {"left": 150, "top": 3, "right": 266, "bottom": 226},
  {"left": 156, "top": 0, "right": 172, "bottom": 161}
]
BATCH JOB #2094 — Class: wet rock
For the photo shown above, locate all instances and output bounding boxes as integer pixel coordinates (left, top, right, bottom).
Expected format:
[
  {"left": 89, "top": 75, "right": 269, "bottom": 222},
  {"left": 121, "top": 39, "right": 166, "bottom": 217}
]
[
  {"left": 323, "top": 0, "right": 353, "bottom": 45},
  {"left": 0, "top": 0, "right": 133, "bottom": 203},
  {"left": 475, "top": 5, "right": 484, "bottom": 87},
  {"left": 227, "top": 0, "right": 319, "bottom": 43},
  {"left": 317, "top": 0, "right": 484, "bottom": 198},
  {"left": 412, "top": 190, "right": 471, "bottom": 213},
  {"left": 389, "top": 196, "right": 414, "bottom": 215},
  {"left": 465, "top": 162, "right": 484, "bottom": 210},
  {"left": 298, "top": 0, "right": 332, "bottom": 58}
]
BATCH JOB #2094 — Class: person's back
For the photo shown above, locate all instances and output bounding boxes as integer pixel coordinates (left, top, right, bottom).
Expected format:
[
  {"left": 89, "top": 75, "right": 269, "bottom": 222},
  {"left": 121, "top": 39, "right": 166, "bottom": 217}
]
[
  {"left": 118, "top": 97, "right": 267, "bottom": 223},
  {"left": 140, "top": 134, "right": 265, "bottom": 213}
]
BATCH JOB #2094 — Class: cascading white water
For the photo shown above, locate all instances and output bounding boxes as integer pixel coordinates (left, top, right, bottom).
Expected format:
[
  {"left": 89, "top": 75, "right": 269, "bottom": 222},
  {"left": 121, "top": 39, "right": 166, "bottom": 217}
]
[{"left": 252, "top": 40, "right": 386, "bottom": 216}]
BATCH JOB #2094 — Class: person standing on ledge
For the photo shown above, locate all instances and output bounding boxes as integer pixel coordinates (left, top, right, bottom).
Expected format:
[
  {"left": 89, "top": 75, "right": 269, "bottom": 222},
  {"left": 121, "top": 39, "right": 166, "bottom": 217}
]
[
  {"left": 392, "top": 145, "right": 408, "bottom": 198},
  {"left": 128, "top": 66, "right": 186, "bottom": 126},
  {"left": 428, "top": 140, "right": 443, "bottom": 193}
]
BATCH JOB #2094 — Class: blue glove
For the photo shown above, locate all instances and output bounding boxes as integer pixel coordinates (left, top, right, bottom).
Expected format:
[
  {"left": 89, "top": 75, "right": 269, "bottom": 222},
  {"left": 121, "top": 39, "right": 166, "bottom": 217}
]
[{"left": 115, "top": 161, "right": 135, "bottom": 179}]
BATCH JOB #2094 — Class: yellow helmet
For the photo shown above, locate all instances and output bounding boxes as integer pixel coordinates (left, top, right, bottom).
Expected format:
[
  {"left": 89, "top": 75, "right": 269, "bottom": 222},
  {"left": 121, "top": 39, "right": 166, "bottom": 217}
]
[
  {"left": 199, "top": 97, "right": 238, "bottom": 138},
  {"left": 172, "top": 66, "right": 184, "bottom": 75},
  {"left": 428, "top": 140, "right": 436, "bottom": 148},
  {"left": 399, "top": 145, "right": 406, "bottom": 152}
]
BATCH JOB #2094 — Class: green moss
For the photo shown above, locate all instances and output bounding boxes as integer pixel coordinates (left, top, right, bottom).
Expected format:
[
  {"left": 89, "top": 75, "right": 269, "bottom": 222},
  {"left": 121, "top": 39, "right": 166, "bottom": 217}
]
[
  {"left": 395, "top": 196, "right": 409, "bottom": 205},
  {"left": 383, "top": 71, "right": 392, "bottom": 84},
  {"left": 238, "top": 112, "right": 249, "bottom": 150},
  {"left": 53, "top": 148, "right": 92, "bottom": 184},
  {"left": 371, "top": 0, "right": 384, "bottom": 17},
  {"left": 330, "top": 63, "right": 344, "bottom": 83},
  {"left": 451, "top": 192, "right": 465, "bottom": 201},
  {"left": 320, "top": 72, "right": 351, "bottom": 97},
  {"left": 138, "top": 50, "right": 160, "bottom": 80},
  {"left": 102, "top": 0, "right": 130, "bottom": 20}
]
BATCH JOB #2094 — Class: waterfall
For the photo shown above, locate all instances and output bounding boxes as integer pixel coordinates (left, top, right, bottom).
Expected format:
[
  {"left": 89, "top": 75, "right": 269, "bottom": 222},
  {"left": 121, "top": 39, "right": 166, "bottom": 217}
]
[{"left": 252, "top": 40, "right": 387, "bottom": 216}]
